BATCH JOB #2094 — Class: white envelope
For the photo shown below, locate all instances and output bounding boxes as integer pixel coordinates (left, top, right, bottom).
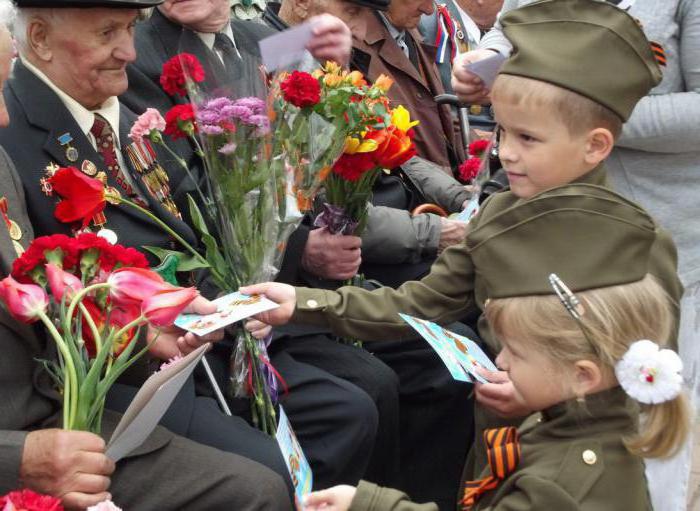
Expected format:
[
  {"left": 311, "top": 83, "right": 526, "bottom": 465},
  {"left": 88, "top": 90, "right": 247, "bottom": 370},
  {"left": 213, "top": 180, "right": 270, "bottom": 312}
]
[{"left": 106, "top": 344, "right": 209, "bottom": 462}]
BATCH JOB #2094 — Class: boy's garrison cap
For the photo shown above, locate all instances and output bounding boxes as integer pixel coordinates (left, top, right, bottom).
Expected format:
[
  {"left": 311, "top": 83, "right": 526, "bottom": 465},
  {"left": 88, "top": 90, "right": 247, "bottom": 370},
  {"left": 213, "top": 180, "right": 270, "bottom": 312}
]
[{"left": 498, "top": 0, "right": 662, "bottom": 121}]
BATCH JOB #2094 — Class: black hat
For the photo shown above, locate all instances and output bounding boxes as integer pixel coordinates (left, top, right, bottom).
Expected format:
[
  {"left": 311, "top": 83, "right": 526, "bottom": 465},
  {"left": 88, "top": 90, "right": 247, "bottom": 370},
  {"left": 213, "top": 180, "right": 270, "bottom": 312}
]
[
  {"left": 349, "top": 0, "right": 390, "bottom": 12},
  {"left": 14, "top": 0, "right": 163, "bottom": 7}
]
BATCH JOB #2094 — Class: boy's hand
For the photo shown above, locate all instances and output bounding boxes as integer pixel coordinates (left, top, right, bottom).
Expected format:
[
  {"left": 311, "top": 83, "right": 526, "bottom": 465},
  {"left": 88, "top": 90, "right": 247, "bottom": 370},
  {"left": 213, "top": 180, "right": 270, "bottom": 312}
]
[
  {"left": 21, "top": 429, "right": 115, "bottom": 510},
  {"left": 304, "top": 485, "right": 357, "bottom": 511},
  {"left": 306, "top": 14, "right": 352, "bottom": 67},
  {"left": 147, "top": 295, "right": 224, "bottom": 359},
  {"left": 451, "top": 49, "right": 498, "bottom": 104},
  {"left": 474, "top": 368, "right": 533, "bottom": 418},
  {"left": 238, "top": 283, "right": 297, "bottom": 326},
  {"left": 245, "top": 319, "right": 272, "bottom": 340}
]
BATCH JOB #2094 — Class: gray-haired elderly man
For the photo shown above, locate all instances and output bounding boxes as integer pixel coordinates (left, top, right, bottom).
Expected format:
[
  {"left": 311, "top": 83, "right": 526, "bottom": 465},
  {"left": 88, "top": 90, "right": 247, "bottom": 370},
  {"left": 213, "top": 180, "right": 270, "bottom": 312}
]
[{"left": 0, "top": 0, "right": 294, "bottom": 509}]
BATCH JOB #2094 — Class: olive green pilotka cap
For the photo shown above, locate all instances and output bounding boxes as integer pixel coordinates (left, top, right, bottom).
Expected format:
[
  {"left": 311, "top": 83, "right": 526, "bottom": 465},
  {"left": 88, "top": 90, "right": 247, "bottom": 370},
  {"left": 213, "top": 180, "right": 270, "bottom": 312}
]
[
  {"left": 498, "top": 0, "right": 663, "bottom": 121},
  {"left": 466, "top": 184, "right": 663, "bottom": 299}
]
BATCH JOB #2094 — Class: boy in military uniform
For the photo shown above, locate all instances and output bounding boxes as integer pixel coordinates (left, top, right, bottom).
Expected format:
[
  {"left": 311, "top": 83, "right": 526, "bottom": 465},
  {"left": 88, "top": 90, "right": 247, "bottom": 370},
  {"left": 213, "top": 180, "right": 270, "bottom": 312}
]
[{"left": 243, "top": 0, "right": 684, "bottom": 478}]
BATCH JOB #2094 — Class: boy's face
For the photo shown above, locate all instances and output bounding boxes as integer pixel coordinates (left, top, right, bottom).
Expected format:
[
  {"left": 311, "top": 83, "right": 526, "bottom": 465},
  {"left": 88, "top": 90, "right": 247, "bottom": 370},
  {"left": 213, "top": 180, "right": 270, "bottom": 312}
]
[
  {"left": 493, "top": 96, "right": 594, "bottom": 199},
  {"left": 496, "top": 337, "right": 570, "bottom": 411}
]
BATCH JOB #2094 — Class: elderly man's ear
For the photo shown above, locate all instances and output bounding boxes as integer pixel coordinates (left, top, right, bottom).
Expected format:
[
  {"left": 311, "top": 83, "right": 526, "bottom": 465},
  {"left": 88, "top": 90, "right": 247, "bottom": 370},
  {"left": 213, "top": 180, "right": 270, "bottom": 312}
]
[
  {"left": 292, "top": 0, "right": 312, "bottom": 20},
  {"left": 25, "top": 16, "right": 52, "bottom": 61}
]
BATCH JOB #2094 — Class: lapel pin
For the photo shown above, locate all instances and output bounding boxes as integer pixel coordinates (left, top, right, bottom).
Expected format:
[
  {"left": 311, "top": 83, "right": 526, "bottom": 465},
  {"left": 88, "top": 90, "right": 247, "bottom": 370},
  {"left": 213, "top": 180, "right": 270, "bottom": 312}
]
[
  {"left": 81, "top": 160, "right": 98, "bottom": 176},
  {"left": 57, "top": 133, "right": 79, "bottom": 162}
]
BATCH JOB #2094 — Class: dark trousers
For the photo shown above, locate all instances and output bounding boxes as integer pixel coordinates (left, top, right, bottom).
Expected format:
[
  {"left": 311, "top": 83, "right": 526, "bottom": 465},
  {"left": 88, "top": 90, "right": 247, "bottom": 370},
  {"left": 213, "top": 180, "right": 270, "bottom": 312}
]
[{"left": 368, "top": 329, "right": 475, "bottom": 511}]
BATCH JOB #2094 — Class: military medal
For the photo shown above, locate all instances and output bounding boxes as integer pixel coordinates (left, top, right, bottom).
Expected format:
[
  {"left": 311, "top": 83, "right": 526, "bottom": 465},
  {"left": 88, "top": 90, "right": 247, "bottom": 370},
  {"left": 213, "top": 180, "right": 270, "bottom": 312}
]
[
  {"left": 0, "top": 197, "right": 24, "bottom": 256},
  {"left": 57, "top": 133, "right": 79, "bottom": 162},
  {"left": 81, "top": 160, "right": 98, "bottom": 176}
]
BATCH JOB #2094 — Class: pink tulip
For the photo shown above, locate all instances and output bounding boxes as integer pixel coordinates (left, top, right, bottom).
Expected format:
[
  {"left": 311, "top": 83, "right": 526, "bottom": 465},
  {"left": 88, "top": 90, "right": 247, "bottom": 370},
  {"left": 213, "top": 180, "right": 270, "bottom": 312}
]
[
  {"left": 45, "top": 263, "right": 84, "bottom": 302},
  {"left": 142, "top": 287, "right": 198, "bottom": 327},
  {"left": 0, "top": 276, "right": 49, "bottom": 323},
  {"left": 107, "top": 268, "right": 171, "bottom": 306}
]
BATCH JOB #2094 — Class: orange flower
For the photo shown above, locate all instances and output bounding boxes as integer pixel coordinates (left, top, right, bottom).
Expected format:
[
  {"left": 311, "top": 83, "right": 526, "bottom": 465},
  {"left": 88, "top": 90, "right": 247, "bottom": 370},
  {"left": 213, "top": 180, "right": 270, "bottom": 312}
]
[
  {"left": 373, "top": 126, "right": 416, "bottom": 170},
  {"left": 345, "top": 70, "right": 367, "bottom": 87},
  {"left": 373, "top": 74, "right": 394, "bottom": 93}
]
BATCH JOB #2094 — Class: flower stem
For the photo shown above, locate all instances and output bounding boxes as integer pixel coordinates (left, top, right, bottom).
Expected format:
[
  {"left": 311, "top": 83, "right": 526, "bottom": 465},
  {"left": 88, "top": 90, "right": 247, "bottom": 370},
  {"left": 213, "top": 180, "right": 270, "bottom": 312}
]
[{"left": 78, "top": 302, "right": 102, "bottom": 354}]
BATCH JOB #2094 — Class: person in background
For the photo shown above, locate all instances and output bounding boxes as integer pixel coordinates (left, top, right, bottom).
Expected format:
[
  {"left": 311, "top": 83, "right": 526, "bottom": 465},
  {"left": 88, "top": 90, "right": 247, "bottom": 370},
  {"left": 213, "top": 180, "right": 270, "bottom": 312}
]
[{"left": 451, "top": 1, "right": 700, "bottom": 508}]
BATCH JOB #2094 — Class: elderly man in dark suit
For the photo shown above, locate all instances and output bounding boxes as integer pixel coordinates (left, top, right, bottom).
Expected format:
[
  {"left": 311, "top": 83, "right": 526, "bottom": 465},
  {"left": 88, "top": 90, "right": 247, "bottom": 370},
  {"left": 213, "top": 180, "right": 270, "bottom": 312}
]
[
  {"left": 0, "top": 6, "right": 289, "bottom": 509},
  {"left": 0, "top": 0, "right": 303, "bottom": 494},
  {"left": 122, "top": 0, "right": 407, "bottom": 489}
]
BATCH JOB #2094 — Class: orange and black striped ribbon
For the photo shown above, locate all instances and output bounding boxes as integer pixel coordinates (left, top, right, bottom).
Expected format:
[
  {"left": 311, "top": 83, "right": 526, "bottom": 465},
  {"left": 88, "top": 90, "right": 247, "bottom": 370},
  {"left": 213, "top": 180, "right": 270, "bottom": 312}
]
[
  {"left": 462, "top": 427, "right": 521, "bottom": 510},
  {"left": 0, "top": 197, "right": 12, "bottom": 232},
  {"left": 650, "top": 41, "right": 667, "bottom": 67}
]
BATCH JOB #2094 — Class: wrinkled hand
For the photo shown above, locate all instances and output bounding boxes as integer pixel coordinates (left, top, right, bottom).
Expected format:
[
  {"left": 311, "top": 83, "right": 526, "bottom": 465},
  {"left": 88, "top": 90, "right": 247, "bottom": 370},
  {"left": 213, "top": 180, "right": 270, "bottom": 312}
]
[
  {"left": 239, "top": 282, "right": 297, "bottom": 326},
  {"left": 302, "top": 227, "right": 362, "bottom": 280},
  {"left": 20, "top": 429, "right": 115, "bottom": 510},
  {"left": 438, "top": 217, "right": 468, "bottom": 253},
  {"left": 306, "top": 14, "right": 353, "bottom": 67},
  {"left": 245, "top": 319, "right": 273, "bottom": 340},
  {"left": 451, "top": 49, "right": 498, "bottom": 104},
  {"left": 304, "top": 485, "right": 357, "bottom": 511},
  {"left": 474, "top": 368, "right": 533, "bottom": 418},
  {"left": 147, "top": 295, "right": 224, "bottom": 360}
]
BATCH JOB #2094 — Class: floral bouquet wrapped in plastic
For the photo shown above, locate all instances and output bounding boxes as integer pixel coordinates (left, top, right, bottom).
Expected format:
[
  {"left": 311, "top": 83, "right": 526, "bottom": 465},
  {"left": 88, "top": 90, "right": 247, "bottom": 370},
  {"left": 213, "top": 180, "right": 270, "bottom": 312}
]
[{"left": 0, "top": 233, "right": 197, "bottom": 433}]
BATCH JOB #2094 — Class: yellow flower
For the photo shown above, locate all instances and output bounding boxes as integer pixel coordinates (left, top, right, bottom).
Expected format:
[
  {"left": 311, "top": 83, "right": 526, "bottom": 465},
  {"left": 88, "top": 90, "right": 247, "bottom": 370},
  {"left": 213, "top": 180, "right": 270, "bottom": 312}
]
[
  {"left": 391, "top": 105, "right": 420, "bottom": 131},
  {"left": 344, "top": 136, "right": 379, "bottom": 154},
  {"left": 324, "top": 61, "right": 342, "bottom": 74},
  {"left": 311, "top": 69, "right": 324, "bottom": 79},
  {"left": 323, "top": 73, "right": 343, "bottom": 88},
  {"left": 373, "top": 74, "right": 394, "bottom": 93}
]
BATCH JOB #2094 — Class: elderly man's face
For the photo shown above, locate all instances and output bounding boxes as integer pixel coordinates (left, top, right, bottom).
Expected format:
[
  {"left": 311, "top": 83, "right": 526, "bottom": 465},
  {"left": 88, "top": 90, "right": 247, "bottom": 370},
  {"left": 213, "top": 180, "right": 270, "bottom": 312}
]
[
  {"left": 386, "top": 0, "right": 433, "bottom": 29},
  {"left": 0, "top": 27, "right": 14, "bottom": 127},
  {"left": 159, "top": 0, "right": 230, "bottom": 32},
  {"left": 454, "top": 0, "right": 502, "bottom": 29},
  {"left": 308, "top": 0, "right": 368, "bottom": 39},
  {"left": 39, "top": 9, "right": 137, "bottom": 109}
]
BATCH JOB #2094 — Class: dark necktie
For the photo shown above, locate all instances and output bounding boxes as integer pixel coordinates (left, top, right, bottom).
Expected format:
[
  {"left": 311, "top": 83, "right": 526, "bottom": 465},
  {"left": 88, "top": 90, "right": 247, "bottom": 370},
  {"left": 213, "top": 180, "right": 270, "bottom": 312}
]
[
  {"left": 90, "top": 114, "right": 142, "bottom": 203},
  {"left": 214, "top": 32, "right": 240, "bottom": 72}
]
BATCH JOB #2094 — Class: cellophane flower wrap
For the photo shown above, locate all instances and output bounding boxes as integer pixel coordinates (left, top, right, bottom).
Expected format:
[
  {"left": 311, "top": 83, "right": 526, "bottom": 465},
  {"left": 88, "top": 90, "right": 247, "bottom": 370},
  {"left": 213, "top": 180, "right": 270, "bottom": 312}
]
[
  {"left": 150, "top": 53, "right": 318, "bottom": 434},
  {"left": 269, "top": 62, "right": 378, "bottom": 212},
  {"left": 316, "top": 78, "right": 420, "bottom": 237},
  {"left": 0, "top": 234, "right": 197, "bottom": 433}
]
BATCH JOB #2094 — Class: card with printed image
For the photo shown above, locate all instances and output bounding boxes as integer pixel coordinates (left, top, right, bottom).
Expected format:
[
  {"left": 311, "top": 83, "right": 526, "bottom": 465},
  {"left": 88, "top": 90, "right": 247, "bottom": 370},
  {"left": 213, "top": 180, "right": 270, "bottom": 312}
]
[
  {"left": 174, "top": 291, "right": 279, "bottom": 336},
  {"left": 400, "top": 314, "right": 497, "bottom": 383},
  {"left": 399, "top": 313, "right": 473, "bottom": 383},
  {"left": 276, "top": 406, "right": 313, "bottom": 510}
]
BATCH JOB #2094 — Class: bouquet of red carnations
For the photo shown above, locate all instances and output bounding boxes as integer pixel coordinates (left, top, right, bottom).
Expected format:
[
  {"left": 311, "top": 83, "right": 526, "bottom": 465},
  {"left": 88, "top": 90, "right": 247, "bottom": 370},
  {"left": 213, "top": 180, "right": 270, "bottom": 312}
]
[{"left": 0, "top": 233, "right": 197, "bottom": 433}]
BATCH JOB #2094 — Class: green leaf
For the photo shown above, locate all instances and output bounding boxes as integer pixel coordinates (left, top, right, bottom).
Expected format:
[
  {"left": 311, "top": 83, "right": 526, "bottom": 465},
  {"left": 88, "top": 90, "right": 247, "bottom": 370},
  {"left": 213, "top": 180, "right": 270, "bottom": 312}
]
[
  {"left": 142, "top": 246, "right": 210, "bottom": 272},
  {"left": 187, "top": 195, "right": 210, "bottom": 236}
]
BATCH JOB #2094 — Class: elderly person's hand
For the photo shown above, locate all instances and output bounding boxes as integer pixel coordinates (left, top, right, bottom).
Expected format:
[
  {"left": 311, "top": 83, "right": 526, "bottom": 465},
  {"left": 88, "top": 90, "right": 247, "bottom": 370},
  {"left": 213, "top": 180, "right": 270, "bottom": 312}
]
[
  {"left": 438, "top": 217, "right": 468, "bottom": 253},
  {"left": 306, "top": 14, "right": 353, "bottom": 67},
  {"left": 451, "top": 49, "right": 499, "bottom": 104},
  {"left": 147, "top": 295, "right": 225, "bottom": 359},
  {"left": 302, "top": 227, "right": 362, "bottom": 281},
  {"left": 21, "top": 429, "right": 116, "bottom": 510}
]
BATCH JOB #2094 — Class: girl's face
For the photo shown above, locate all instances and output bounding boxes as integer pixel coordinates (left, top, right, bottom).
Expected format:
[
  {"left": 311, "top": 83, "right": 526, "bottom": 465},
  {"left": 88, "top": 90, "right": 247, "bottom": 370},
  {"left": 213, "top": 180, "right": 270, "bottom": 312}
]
[{"left": 496, "top": 337, "right": 573, "bottom": 411}]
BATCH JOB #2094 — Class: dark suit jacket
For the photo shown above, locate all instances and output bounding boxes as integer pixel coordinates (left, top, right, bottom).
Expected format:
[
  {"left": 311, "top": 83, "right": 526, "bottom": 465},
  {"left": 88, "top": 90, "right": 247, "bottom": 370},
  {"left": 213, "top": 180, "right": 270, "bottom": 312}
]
[
  {"left": 352, "top": 11, "right": 465, "bottom": 171},
  {"left": 0, "top": 60, "right": 200, "bottom": 273},
  {"left": 0, "top": 147, "right": 171, "bottom": 494}
]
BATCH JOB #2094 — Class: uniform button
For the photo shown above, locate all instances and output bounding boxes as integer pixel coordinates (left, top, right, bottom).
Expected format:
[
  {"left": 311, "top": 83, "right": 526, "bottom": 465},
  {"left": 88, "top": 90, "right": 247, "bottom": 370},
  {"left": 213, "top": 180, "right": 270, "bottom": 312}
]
[
  {"left": 306, "top": 299, "right": 318, "bottom": 308},
  {"left": 416, "top": 92, "right": 424, "bottom": 100},
  {"left": 582, "top": 449, "right": 597, "bottom": 465}
]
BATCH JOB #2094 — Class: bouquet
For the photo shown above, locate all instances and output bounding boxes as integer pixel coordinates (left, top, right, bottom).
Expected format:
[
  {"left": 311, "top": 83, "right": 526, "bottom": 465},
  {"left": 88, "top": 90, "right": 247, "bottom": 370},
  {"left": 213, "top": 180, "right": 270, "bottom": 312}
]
[
  {"left": 0, "top": 489, "right": 63, "bottom": 511},
  {"left": 0, "top": 233, "right": 197, "bottom": 433},
  {"left": 270, "top": 62, "right": 385, "bottom": 212},
  {"left": 315, "top": 99, "right": 419, "bottom": 236}
]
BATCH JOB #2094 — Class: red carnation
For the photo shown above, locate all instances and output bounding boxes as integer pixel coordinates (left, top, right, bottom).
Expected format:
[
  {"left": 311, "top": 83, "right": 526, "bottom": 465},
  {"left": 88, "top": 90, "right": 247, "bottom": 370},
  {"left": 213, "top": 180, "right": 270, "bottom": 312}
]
[
  {"left": 280, "top": 71, "right": 321, "bottom": 108},
  {"left": 0, "top": 489, "right": 64, "bottom": 511},
  {"left": 332, "top": 151, "right": 377, "bottom": 182},
  {"left": 11, "top": 234, "right": 79, "bottom": 283},
  {"left": 160, "top": 53, "right": 205, "bottom": 97},
  {"left": 458, "top": 157, "right": 482, "bottom": 182},
  {"left": 468, "top": 138, "right": 490, "bottom": 157},
  {"left": 164, "top": 104, "right": 198, "bottom": 140}
]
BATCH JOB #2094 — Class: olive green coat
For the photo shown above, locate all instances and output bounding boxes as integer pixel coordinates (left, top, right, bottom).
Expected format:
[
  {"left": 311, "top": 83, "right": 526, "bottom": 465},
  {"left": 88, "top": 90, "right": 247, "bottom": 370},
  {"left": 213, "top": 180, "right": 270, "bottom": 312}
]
[
  {"left": 348, "top": 388, "right": 650, "bottom": 511},
  {"left": 292, "top": 167, "right": 683, "bottom": 352}
]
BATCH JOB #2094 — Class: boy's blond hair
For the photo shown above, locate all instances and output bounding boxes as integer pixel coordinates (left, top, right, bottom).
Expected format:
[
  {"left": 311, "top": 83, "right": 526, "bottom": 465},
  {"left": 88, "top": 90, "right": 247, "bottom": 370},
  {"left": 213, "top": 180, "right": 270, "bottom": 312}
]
[
  {"left": 491, "top": 74, "right": 623, "bottom": 139},
  {"left": 485, "top": 274, "right": 690, "bottom": 459}
]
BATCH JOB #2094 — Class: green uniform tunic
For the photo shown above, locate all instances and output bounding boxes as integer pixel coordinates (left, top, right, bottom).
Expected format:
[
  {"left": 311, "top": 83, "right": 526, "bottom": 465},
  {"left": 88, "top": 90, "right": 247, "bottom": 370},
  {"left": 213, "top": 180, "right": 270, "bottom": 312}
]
[
  {"left": 292, "top": 167, "right": 682, "bottom": 352},
  {"left": 348, "top": 387, "right": 650, "bottom": 511}
]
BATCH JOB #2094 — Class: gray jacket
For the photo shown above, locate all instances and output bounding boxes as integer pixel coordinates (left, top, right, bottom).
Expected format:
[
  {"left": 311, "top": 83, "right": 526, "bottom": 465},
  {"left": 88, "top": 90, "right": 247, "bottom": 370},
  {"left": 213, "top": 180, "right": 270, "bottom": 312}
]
[{"left": 480, "top": 0, "right": 700, "bottom": 286}]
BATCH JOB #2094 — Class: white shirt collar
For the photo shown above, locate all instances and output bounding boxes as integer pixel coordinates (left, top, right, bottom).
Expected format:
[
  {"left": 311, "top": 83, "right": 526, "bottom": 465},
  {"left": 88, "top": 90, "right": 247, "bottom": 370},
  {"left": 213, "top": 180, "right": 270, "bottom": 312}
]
[
  {"left": 453, "top": 3, "right": 482, "bottom": 47},
  {"left": 22, "top": 57, "right": 122, "bottom": 147},
  {"left": 197, "top": 24, "right": 240, "bottom": 57}
]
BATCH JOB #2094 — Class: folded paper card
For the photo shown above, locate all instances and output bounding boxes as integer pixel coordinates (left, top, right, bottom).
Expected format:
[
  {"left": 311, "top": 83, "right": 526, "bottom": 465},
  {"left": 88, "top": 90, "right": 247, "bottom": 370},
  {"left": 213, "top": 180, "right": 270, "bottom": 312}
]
[
  {"left": 259, "top": 20, "right": 316, "bottom": 71},
  {"left": 276, "top": 406, "right": 313, "bottom": 510},
  {"left": 399, "top": 313, "right": 497, "bottom": 383},
  {"left": 174, "top": 292, "right": 279, "bottom": 337},
  {"left": 464, "top": 53, "right": 506, "bottom": 89},
  {"left": 106, "top": 343, "right": 209, "bottom": 462}
]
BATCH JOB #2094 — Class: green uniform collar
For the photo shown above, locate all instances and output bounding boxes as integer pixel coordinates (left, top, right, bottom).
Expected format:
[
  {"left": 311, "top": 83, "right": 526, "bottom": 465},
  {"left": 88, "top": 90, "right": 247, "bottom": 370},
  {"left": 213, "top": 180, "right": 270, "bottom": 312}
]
[{"left": 539, "top": 386, "right": 636, "bottom": 432}]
